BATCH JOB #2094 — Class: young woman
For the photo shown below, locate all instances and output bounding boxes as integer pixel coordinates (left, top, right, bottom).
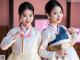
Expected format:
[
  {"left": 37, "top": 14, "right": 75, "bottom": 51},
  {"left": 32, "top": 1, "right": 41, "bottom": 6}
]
[
  {"left": 0, "top": 2, "right": 41, "bottom": 60},
  {"left": 39, "top": 0, "right": 79, "bottom": 60}
]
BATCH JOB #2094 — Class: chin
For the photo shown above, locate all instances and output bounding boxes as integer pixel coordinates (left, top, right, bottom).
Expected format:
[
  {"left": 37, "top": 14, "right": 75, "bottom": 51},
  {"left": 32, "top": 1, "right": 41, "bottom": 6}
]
[
  {"left": 58, "top": 21, "right": 61, "bottom": 23},
  {"left": 26, "top": 24, "right": 31, "bottom": 27},
  {"left": 23, "top": 24, "right": 28, "bottom": 27}
]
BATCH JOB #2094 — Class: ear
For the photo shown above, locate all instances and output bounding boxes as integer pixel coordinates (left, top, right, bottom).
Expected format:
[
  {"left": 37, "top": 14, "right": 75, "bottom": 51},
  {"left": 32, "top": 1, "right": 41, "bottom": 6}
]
[
  {"left": 18, "top": 19, "right": 22, "bottom": 26},
  {"left": 19, "top": 19, "right": 22, "bottom": 23},
  {"left": 46, "top": 13, "right": 50, "bottom": 20}
]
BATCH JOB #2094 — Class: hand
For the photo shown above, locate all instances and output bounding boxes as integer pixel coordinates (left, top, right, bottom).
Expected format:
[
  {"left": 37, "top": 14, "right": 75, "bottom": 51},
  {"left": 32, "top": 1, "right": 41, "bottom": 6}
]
[
  {"left": 55, "top": 50, "right": 67, "bottom": 58},
  {"left": 68, "top": 27, "right": 76, "bottom": 34}
]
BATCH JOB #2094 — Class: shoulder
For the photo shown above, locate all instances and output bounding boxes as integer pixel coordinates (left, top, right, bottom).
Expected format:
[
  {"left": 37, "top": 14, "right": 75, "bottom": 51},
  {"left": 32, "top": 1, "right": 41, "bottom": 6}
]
[
  {"left": 59, "top": 25, "right": 67, "bottom": 30},
  {"left": 10, "top": 27, "right": 19, "bottom": 31},
  {"left": 42, "top": 27, "right": 49, "bottom": 33},
  {"left": 42, "top": 26, "right": 51, "bottom": 36},
  {"left": 32, "top": 27, "right": 41, "bottom": 35},
  {"left": 10, "top": 27, "right": 19, "bottom": 32},
  {"left": 8, "top": 27, "right": 19, "bottom": 36}
]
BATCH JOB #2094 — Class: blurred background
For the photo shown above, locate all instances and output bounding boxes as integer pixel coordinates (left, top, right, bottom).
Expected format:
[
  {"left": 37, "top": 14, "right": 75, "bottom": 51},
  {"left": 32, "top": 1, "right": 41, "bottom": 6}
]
[{"left": 0, "top": 0, "right": 80, "bottom": 60}]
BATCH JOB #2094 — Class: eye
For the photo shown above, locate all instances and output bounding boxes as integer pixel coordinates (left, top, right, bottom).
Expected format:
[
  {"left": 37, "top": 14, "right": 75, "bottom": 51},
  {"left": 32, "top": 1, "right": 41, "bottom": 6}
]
[
  {"left": 54, "top": 12, "right": 57, "bottom": 15},
  {"left": 60, "top": 12, "right": 62, "bottom": 14},
  {"left": 23, "top": 14, "right": 26, "bottom": 17},
  {"left": 29, "top": 14, "right": 33, "bottom": 17},
  {"left": 60, "top": 11, "right": 63, "bottom": 14}
]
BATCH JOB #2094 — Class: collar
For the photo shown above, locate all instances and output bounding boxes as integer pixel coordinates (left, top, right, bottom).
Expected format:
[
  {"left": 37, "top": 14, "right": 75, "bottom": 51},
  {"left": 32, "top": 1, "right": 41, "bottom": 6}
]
[
  {"left": 48, "top": 23, "right": 59, "bottom": 34},
  {"left": 19, "top": 25, "right": 32, "bottom": 38}
]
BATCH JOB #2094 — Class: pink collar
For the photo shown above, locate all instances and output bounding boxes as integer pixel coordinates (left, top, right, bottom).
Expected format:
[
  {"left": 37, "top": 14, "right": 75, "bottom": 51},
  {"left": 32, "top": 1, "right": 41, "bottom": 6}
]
[{"left": 20, "top": 26, "right": 32, "bottom": 38}]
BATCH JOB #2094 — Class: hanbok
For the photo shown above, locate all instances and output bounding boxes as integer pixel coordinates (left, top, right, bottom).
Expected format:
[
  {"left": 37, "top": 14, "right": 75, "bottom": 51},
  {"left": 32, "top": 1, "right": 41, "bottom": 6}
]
[
  {"left": 0, "top": 26, "right": 41, "bottom": 60},
  {"left": 39, "top": 24, "right": 79, "bottom": 60}
]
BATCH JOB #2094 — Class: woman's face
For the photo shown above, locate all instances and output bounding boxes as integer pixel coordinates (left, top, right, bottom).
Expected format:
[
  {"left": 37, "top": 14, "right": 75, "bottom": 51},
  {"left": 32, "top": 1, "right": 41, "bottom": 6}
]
[
  {"left": 20, "top": 9, "right": 34, "bottom": 27},
  {"left": 48, "top": 6, "right": 63, "bottom": 25}
]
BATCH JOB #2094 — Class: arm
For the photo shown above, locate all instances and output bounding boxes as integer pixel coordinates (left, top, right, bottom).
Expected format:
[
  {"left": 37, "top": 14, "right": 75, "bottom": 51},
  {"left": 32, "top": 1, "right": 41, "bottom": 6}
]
[
  {"left": 39, "top": 30, "right": 56, "bottom": 59},
  {"left": 68, "top": 27, "right": 80, "bottom": 45},
  {"left": 0, "top": 29, "right": 19, "bottom": 50},
  {"left": 37, "top": 31, "right": 41, "bottom": 50}
]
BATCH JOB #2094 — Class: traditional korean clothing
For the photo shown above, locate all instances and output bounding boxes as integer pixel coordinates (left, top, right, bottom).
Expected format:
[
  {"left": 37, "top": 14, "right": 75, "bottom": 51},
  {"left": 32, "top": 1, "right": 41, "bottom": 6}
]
[
  {"left": 39, "top": 24, "right": 79, "bottom": 60},
  {"left": 0, "top": 26, "right": 41, "bottom": 60}
]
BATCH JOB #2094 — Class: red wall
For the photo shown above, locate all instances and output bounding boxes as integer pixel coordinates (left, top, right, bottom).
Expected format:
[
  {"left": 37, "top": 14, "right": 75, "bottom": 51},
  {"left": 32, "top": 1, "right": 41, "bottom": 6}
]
[
  {"left": 0, "top": 0, "right": 9, "bottom": 26},
  {"left": 70, "top": 2, "right": 80, "bottom": 28},
  {"left": 0, "top": 0, "right": 80, "bottom": 28},
  {"left": 13, "top": 0, "right": 49, "bottom": 27},
  {"left": 13, "top": 0, "right": 67, "bottom": 27}
]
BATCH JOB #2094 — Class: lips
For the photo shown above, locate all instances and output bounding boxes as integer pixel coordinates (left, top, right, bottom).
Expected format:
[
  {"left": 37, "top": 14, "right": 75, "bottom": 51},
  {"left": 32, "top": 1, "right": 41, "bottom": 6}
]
[
  {"left": 56, "top": 19, "right": 60, "bottom": 20},
  {"left": 25, "top": 21, "right": 29, "bottom": 23}
]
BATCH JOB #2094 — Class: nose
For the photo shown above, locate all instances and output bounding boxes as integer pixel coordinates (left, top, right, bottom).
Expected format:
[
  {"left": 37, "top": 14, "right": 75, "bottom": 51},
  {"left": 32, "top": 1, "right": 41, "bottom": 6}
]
[
  {"left": 25, "top": 17, "right": 29, "bottom": 21},
  {"left": 57, "top": 14, "right": 60, "bottom": 18}
]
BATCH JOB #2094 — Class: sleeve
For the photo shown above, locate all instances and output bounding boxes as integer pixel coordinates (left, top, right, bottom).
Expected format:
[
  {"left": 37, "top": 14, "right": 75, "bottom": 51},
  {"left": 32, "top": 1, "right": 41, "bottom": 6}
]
[
  {"left": 64, "top": 27, "right": 80, "bottom": 45},
  {"left": 39, "top": 29, "right": 56, "bottom": 59},
  {"left": 37, "top": 31, "right": 41, "bottom": 49},
  {"left": 70, "top": 30, "right": 80, "bottom": 45},
  {"left": 0, "top": 29, "right": 17, "bottom": 50},
  {"left": 73, "top": 28, "right": 80, "bottom": 43}
]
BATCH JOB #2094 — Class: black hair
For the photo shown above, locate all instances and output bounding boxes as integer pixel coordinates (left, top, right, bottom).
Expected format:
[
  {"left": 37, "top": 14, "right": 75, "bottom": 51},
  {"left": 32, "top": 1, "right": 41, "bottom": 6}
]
[
  {"left": 18, "top": 2, "right": 34, "bottom": 16},
  {"left": 45, "top": 0, "right": 63, "bottom": 15}
]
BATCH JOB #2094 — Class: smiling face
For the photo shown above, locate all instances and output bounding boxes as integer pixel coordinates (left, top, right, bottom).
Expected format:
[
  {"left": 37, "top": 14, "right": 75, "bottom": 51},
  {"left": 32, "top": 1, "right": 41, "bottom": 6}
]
[
  {"left": 47, "top": 6, "right": 63, "bottom": 25},
  {"left": 20, "top": 9, "right": 34, "bottom": 28}
]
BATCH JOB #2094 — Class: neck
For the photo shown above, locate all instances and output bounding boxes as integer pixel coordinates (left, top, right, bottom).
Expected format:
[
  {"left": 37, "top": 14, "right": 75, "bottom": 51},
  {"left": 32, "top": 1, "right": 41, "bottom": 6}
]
[
  {"left": 21, "top": 24, "right": 31, "bottom": 30},
  {"left": 51, "top": 22, "right": 58, "bottom": 27}
]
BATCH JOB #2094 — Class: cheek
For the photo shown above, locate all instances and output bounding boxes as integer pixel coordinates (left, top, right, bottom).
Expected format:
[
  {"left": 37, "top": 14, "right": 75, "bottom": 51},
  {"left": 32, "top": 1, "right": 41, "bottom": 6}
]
[
  {"left": 50, "top": 15, "right": 55, "bottom": 19},
  {"left": 30, "top": 17, "right": 34, "bottom": 22},
  {"left": 53, "top": 15, "right": 57, "bottom": 18},
  {"left": 52, "top": 16, "right": 57, "bottom": 20},
  {"left": 21, "top": 18, "right": 26, "bottom": 22},
  {"left": 61, "top": 14, "right": 63, "bottom": 18}
]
